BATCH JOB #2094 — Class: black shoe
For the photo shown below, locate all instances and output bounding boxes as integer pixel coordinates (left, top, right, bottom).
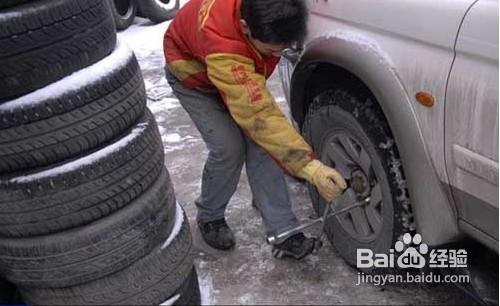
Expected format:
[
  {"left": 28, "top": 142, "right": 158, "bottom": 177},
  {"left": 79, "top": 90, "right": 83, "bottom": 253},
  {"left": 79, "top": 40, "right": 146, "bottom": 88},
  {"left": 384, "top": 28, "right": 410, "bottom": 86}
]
[
  {"left": 198, "top": 219, "right": 235, "bottom": 250},
  {"left": 271, "top": 233, "right": 315, "bottom": 260}
]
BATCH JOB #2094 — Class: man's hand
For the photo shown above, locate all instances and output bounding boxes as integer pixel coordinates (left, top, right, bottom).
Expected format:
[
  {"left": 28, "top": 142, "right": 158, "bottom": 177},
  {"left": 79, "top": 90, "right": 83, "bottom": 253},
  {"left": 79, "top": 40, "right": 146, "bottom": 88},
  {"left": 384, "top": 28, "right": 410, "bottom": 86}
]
[{"left": 297, "top": 160, "right": 347, "bottom": 203}]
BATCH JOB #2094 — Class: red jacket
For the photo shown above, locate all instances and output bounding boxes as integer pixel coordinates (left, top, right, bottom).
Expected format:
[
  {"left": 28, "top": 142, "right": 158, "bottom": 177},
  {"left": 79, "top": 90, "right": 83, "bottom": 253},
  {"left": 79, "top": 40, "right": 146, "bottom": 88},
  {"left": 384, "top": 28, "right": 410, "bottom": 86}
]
[{"left": 163, "top": 0, "right": 315, "bottom": 177}]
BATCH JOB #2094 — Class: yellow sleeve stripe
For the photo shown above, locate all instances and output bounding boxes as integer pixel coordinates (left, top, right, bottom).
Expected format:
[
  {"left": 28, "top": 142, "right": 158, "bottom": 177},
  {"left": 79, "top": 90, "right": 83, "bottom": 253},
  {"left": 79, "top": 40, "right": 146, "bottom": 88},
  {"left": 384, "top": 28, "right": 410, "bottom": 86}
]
[{"left": 167, "top": 60, "right": 206, "bottom": 81}]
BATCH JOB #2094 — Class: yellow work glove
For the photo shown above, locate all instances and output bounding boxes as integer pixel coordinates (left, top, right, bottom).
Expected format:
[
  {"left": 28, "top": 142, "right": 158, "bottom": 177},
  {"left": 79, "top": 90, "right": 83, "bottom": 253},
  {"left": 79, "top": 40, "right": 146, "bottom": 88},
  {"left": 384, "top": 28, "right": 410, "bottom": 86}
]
[{"left": 297, "top": 160, "right": 347, "bottom": 203}]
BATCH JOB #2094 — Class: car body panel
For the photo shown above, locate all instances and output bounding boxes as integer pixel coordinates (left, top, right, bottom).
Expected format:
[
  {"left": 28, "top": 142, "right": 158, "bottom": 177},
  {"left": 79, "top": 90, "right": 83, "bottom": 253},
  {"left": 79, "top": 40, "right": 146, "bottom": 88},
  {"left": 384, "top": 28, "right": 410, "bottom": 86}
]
[
  {"left": 281, "top": 0, "right": 489, "bottom": 246},
  {"left": 444, "top": 0, "right": 499, "bottom": 250}
]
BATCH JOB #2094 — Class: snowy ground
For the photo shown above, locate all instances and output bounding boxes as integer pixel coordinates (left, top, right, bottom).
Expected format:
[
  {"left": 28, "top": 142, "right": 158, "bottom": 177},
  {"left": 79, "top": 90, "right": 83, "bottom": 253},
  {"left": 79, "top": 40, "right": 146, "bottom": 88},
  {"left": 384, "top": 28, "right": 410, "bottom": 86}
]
[{"left": 118, "top": 13, "right": 475, "bottom": 305}]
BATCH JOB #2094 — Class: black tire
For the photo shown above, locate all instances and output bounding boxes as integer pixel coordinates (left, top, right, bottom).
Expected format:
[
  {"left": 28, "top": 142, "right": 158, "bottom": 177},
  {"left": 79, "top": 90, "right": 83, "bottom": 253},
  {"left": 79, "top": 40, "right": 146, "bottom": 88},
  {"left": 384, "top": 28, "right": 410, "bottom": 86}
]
[
  {"left": 0, "top": 0, "right": 116, "bottom": 102},
  {"left": 0, "top": 165, "right": 177, "bottom": 288},
  {"left": 0, "top": 110, "right": 164, "bottom": 238},
  {"left": 20, "top": 207, "right": 196, "bottom": 305},
  {"left": 137, "top": 0, "right": 179, "bottom": 24},
  {"left": 0, "top": 0, "right": 33, "bottom": 9},
  {"left": 303, "top": 89, "right": 414, "bottom": 269},
  {"left": 109, "top": 0, "right": 137, "bottom": 30},
  {"left": 0, "top": 43, "right": 146, "bottom": 174}
]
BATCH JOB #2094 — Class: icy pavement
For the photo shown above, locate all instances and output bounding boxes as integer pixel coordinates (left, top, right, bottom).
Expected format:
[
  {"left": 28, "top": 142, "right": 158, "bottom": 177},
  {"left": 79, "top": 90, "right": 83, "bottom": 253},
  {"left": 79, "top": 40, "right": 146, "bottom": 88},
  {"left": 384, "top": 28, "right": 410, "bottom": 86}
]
[{"left": 118, "top": 16, "right": 475, "bottom": 305}]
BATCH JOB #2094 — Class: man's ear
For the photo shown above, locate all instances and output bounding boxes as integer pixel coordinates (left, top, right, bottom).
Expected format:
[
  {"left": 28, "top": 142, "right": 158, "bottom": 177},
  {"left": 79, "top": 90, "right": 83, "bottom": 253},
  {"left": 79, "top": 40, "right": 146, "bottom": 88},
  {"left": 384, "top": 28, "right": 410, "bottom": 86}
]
[{"left": 240, "top": 19, "right": 250, "bottom": 35}]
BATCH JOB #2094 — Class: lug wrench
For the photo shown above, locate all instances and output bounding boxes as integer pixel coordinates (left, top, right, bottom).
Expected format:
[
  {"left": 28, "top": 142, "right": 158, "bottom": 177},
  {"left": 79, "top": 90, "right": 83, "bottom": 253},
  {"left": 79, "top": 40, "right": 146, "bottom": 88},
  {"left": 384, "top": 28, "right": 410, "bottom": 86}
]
[{"left": 267, "top": 196, "right": 371, "bottom": 248}]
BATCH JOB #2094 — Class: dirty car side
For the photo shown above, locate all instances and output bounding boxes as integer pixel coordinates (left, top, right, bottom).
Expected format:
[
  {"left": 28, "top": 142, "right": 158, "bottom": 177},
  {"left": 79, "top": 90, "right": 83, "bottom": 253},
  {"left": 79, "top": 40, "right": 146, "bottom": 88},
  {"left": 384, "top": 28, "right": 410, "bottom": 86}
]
[{"left": 280, "top": 0, "right": 499, "bottom": 251}]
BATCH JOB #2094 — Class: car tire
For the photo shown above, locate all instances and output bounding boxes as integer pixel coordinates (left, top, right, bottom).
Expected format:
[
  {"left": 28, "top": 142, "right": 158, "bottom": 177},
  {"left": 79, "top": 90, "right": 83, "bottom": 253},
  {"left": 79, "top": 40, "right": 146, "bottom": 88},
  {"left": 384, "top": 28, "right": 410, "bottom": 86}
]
[
  {"left": 0, "top": 163, "right": 176, "bottom": 288},
  {"left": 303, "top": 88, "right": 414, "bottom": 269},
  {"left": 20, "top": 206, "right": 197, "bottom": 305},
  {"left": 109, "top": 0, "right": 137, "bottom": 31},
  {"left": 0, "top": 42, "right": 146, "bottom": 174},
  {"left": 0, "top": 110, "right": 164, "bottom": 238},
  {"left": 136, "top": 0, "right": 180, "bottom": 24},
  {"left": 0, "top": 0, "right": 116, "bottom": 101}
]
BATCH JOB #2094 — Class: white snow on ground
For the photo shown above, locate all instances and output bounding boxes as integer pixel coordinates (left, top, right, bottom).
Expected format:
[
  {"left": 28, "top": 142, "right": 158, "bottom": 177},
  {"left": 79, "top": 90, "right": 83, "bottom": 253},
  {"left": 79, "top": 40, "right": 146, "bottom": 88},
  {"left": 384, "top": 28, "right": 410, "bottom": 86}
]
[
  {"left": 148, "top": 97, "right": 180, "bottom": 113},
  {"left": 162, "top": 133, "right": 182, "bottom": 143},
  {"left": 161, "top": 135, "right": 197, "bottom": 153},
  {"left": 198, "top": 273, "right": 215, "bottom": 306},
  {"left": 117, "top": 0, "right": 190, "bottom": 55},
  {"left": 8, "top": 123, "right": 148, "bottom": 183},
  {"left": 238, "top": 293, "right": 255, "bottom": 305},
  {"left": 159, "top": 294, "right": 180, "bottom": 306},
  {"left": 0, "top": 41, "right": 133, "bottom": 111},
  {"left": 118, "top": 17, "right": 170, "bottom": 58},
  {"left": 161, "top": 202, "right": 185, "bottom": 249}
]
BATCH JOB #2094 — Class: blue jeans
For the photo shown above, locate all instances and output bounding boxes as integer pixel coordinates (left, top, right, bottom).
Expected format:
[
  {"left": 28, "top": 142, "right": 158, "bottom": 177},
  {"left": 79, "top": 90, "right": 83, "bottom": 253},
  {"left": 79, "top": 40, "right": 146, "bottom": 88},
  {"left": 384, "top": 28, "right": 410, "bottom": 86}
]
[{"left": 165, "top": 67, "right": 298, "bottom": 235}]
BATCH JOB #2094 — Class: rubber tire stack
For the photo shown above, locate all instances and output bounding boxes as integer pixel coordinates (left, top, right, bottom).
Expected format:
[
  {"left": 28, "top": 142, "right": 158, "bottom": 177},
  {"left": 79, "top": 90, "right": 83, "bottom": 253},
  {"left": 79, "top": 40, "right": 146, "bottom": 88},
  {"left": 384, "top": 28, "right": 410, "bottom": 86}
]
[{"left": 0, "top": 1, "right": 200, "bottom": 305}]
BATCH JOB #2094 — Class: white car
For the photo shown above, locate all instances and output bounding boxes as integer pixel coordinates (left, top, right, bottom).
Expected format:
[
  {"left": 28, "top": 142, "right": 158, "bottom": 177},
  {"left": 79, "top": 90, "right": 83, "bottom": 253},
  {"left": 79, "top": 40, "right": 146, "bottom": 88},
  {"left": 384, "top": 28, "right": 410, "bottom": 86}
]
[{"left": 280, "top": 0, "right": 498, "bottom": 274}]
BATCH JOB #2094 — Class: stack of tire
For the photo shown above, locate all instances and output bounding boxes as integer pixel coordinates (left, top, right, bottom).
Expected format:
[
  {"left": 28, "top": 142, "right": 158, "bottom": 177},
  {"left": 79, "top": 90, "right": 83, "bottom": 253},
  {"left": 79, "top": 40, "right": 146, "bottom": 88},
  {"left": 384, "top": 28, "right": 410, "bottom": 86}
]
[{"left": 0, "top": 0, "right": 200, "bottom": 305}]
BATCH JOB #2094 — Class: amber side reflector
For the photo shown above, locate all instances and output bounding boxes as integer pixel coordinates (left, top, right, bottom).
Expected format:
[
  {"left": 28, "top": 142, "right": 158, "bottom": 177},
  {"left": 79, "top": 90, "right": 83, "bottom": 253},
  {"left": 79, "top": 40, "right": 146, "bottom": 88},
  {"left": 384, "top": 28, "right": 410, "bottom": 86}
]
[{"left": 415, "top": 91, "right": 435, "bottom": 107}]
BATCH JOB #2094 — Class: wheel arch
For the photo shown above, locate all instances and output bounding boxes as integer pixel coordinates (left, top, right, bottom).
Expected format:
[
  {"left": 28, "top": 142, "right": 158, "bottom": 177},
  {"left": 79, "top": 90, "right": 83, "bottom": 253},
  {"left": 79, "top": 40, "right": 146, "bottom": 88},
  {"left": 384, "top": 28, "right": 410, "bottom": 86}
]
[{"left": 289, "top": 33, "right": 461, "bottom": 246}]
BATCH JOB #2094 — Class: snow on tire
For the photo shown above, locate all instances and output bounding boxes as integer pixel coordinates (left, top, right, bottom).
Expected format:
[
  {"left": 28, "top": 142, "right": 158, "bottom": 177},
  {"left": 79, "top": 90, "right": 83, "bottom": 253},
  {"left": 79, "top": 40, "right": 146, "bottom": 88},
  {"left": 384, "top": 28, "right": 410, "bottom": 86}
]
[
  {"left": 0, "top": 0, "right": 116, "bottom": 101},
  {"left": 0, "top": 163, "right": 177, "bottom": 288},
  {"left": 20, "top": 206, "right": 197, "bottom": 305},
  {"left": 0, "top": 42, "right": 146, "bottom": 174},
  {"left": 0, "top": 110, "right": 164, "bottom": 238}
]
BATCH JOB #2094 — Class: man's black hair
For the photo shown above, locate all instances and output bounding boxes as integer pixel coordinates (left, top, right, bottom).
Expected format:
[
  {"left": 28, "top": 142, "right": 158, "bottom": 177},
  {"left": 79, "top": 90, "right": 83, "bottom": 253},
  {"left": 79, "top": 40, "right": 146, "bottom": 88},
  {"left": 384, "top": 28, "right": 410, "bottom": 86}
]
[{"left": 241, "top": 0, "right": 308, "bottom": 46}]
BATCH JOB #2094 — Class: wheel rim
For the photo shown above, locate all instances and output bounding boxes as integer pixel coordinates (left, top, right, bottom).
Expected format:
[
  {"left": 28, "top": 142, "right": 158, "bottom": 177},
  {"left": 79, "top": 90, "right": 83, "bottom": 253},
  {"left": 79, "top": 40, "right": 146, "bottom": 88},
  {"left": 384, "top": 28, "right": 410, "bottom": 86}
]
[
  {"left": 113, "top": 0, "right": 134, "bottom": 18},
  {"left": 321, "top": 131, "right": 384, "bottom": 242}
]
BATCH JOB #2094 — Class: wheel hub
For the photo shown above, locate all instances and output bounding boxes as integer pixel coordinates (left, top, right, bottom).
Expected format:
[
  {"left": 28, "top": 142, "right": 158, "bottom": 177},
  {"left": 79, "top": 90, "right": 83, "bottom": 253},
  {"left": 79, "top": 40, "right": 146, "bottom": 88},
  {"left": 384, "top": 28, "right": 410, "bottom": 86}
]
[
  {"left": 351, "top": 169, "right": 370, "bottom": 198},
  {"left": 321, "top": 131, "right": 384, "bottom": 242}
]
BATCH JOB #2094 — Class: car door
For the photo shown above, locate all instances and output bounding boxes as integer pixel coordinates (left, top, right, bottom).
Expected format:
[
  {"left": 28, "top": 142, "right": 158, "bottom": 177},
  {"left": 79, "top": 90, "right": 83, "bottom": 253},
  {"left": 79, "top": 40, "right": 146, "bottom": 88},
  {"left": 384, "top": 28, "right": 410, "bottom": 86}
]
[{"left": 445, "top": 0, "right": 499, "bottom": 250}]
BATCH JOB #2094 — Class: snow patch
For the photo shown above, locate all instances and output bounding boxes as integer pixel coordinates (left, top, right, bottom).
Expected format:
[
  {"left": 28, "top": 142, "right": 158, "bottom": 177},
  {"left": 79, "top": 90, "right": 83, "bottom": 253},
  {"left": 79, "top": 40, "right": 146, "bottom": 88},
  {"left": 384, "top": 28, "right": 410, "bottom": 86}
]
[
  {"left": 238, "top": 293, "right": 255, "bottom": 305},
  {"left": 160, "top": 202, "right": 184, "bottom": 249},
  {"left": 198, "top": 274, "right": 215, "bottom": 305},
  {"left": 155, "top": 114, "right": 168, "bottom": 123},
  {"left": 160, "top": 294, "right": 180, "bottom": 306},
  {"left": 147, "top": 84, "right": 174, "bottom": 102},
  {"left": 9, "top": 123, "right": 147, "bottom": 183},
  {"left": 162, "top": 133, "right": 182, "bottom": 143},
  {"left": 0, "top": 41, "right": 133, "bottom": 112},
  {"left": 148, "top": 97, "right": 180, "bottom": 113},
  {"left": 158, "top": 125, "right": 167, "bottom": 135},
  {"left": 162, "top": 136, "right": 198, "bottom": 153},
  {"left": 118, "top": 17, "right": 171, "bottom": 54}
]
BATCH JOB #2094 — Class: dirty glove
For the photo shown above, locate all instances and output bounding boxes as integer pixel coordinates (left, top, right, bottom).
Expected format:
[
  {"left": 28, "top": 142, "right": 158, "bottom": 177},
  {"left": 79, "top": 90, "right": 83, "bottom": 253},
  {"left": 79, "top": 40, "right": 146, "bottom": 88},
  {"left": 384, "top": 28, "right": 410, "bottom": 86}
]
[{"left": 297, "top": 160, "right": 347, "bottom": 203}]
